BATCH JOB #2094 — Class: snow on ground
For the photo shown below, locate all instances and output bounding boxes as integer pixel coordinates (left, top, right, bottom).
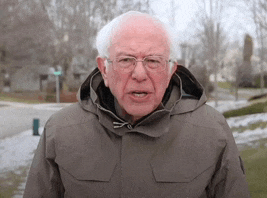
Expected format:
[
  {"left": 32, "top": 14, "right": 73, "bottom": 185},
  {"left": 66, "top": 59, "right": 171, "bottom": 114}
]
[
  {"left": 206, "top": 99, "right": 248, "bottom": 113},
  {"left": 230, "top": 113, "right": 267, "bottom": 146},
  {"left": 227, "top": 113, "right": 267, "bottom": 128},
  {"left": 0, "top": 128, "right": 43, "bottom": 173},
  {"left": 233, "top": 128, "right": 267, "bottom": 145},
  {"left": 207, "top": 100, "right": 267, "bottom": 147},
  {"left": 32, "top": 103, "right": 72, "bottom": 111}
]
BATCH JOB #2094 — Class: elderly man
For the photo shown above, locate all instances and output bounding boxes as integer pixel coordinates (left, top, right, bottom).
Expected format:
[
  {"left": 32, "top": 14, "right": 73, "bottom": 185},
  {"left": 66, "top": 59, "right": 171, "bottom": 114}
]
[{"left": 24, "top": 11, "right": 250, "bottom": 197}]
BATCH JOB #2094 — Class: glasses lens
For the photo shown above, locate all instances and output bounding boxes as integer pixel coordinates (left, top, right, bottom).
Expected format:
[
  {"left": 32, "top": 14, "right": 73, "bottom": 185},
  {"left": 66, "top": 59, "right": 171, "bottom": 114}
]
[
  {"left": 145, "top": 57, "right": 165, "bottom": 71},
  {"left": 117, "top": 57, "right": 135, "bottom": 68},
  {"left": 113, "top": 56, "right": 167, "bottom": 72}
]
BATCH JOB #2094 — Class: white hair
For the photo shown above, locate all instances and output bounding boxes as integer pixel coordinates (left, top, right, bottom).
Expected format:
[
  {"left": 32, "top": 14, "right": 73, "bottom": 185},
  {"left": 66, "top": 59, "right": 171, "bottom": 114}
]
[{"left": 96, "top": 11, "right": 178, "bottom": 68}]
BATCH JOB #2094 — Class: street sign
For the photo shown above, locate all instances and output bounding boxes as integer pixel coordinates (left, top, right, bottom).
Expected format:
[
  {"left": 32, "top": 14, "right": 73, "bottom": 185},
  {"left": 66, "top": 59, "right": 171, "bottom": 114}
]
[{"left": 54, "top": 71, "right": 62, "bottom": 76}]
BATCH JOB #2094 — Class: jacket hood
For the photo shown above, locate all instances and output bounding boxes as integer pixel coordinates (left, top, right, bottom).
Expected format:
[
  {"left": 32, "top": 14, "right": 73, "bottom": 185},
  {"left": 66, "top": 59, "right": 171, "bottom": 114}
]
[
  {"left": 78, "top": 65, "right": 206, "bottom": 114},
  {"left": 76, "top": 65, "right": 207, "bottom": 137}
]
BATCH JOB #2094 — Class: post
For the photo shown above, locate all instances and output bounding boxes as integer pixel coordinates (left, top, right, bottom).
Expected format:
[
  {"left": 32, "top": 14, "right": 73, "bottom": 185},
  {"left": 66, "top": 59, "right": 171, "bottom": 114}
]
[
  {"left": 214, "top": 61, "right": 218, "bottom": 107},
  {"left": 235, "top": 63, "right": 239, "bottom": 101},
  {"left": 56, "top": 75, "right": 60, "bottom": 103},
  {"left": 33, "top": 118, "right": 39, "bottom": 136},
  {"left": 54, "top": 70, "right": 62, "bottom": 103}
]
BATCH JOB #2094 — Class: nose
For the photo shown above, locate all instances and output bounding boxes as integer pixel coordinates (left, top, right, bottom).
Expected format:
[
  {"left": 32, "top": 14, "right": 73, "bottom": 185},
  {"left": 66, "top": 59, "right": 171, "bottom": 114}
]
[{"left": 131, "top": 61, "right": 148, "bottom": 82}]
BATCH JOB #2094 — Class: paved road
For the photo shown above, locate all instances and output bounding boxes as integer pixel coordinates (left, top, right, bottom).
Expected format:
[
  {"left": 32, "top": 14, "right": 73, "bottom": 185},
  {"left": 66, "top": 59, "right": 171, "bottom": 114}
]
[{"left": 0, "top": 102, "right": 72, "bottom": 139}]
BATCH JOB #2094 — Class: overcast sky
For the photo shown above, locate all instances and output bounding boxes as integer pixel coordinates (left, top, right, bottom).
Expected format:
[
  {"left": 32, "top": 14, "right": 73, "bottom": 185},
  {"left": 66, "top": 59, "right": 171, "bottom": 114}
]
[{"left": 150, "top": 0, "right": 256, "bottom": 45}]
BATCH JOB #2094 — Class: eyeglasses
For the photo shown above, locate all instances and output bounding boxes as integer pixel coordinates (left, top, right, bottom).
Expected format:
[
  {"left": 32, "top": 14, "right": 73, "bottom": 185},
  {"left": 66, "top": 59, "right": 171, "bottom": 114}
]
[{"left": 106, "top": 56, "right": 172, "bottom": 72}]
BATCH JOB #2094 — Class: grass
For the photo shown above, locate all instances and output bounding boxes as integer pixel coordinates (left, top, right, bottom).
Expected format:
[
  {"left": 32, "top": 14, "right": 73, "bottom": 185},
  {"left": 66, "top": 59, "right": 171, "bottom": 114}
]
[
  {"left": 0, "top": 166, "right": 29, "bottom": 198},
  {"left": 223, "top": 98, "right": 267, "bottom": 197},
  {"left": 217, "top": 81, "right": 267, "bottom": 93},
  {"left": 240, "top": 140, "right": 267, "bottom": 198},
  {"left": 0, "top": 92, "right": 46, "bottom": 104},
  {"left": 223, "top": 101, "right": 267, "bottom": 118},
  {"left": 0, "top": 91, "right": 77, "bottom": 103},
  {"left": 217, "top": 81, "right": 233, "bottom": 89}
]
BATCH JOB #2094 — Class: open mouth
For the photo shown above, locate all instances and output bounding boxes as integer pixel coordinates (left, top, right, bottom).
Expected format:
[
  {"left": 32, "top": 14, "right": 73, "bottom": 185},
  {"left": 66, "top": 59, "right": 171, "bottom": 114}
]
[{"left": 131, "top": 91, "right": 148, "bottom": 97}]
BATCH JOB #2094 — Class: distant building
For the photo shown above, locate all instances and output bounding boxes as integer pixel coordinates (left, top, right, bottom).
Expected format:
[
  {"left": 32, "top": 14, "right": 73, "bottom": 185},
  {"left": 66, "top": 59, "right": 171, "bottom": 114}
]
[
  {"left": 11, "top": 64, "right": 51, "bottom": 92},
  {"left": 3, "top": 53, "right": 96, "bottom": 92},
  {"left": 65, "top": 54, "right": 91, "bottom": 91}
]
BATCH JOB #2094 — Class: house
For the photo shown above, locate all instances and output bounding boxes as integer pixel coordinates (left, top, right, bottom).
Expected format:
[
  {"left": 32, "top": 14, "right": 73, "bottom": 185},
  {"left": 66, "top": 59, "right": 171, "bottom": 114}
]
[
  {"left": 65, "top": 54, "right": 93, "bottom": 91},
  {"left": 10, "top": 64, "right": 51, "bottom": 92}
]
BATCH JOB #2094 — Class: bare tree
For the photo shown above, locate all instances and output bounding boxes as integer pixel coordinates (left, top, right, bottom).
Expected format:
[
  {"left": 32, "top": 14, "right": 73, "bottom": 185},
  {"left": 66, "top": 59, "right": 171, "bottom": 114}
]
[
  {"left": 246, "top": 0, "right": 267, "bottom": 92},
  {"left": 41, "top": 0, "right": 153, "bottom": 90},
  {"left": 190, "top": 0, "right": 229, "bottom": 104},
  {"left": 0, "top": 0, "right": 55, "bottom": 69},
  {"left": 0, "top": 0, "right": 154, "bottom": 91}
]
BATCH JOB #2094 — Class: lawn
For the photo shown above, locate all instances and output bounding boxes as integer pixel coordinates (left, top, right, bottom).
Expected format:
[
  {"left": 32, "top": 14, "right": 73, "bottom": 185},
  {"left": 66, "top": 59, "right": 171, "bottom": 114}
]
[
  {"left": 0, "top": 92, "right": 45, "bottom": 104},
  {"left": 224, "top": 97, "right": 267, "bottom": 198},
  {"left": 217, "top": 81, "right": 233, "bottom": 89},
  {"left": 0, "top": 166, "right": 29, "bottom": 198},
  {"left": 240, "top": 140, "right": 267, "bottom": 198},
  {"left": 223, "top": 100, "right": 267, "bottom": 118}
]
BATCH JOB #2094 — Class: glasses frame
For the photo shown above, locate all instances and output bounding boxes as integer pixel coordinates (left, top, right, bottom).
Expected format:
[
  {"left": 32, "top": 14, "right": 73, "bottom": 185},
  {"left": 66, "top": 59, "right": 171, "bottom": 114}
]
[{"left": 106, "top": 56, "right": 173, "bottom": 72}]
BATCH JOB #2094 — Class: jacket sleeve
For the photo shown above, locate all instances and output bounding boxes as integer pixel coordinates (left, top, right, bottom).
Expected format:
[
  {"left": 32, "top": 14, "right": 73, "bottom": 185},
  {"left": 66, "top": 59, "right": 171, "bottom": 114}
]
[
  {"left": 207, "top": 119, "right": 250, "bottom": 198},
  {"left": 23, "top": 126, "right": 65, "bottom": 198}
]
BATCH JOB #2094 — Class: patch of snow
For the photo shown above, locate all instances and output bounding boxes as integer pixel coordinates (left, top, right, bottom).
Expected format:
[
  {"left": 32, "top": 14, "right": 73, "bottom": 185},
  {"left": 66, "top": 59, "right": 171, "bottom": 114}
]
[
  {"left": 227, "top": 113, "right": 267, "bottom": 128},
  {"left": 207, "top": 100, "right": 248, "bottom": 113},
  {"left": 32, "top": 103, "right": 72, "bottom": 111},
  {"left": 0, "top": 128, "right": 43, "bottom": 173},
  {"left": 233, "top": 128, "right": 267, "bottom": 145},
  {"left": 208, "top": 100, "right": 267, "bottom": 147}
]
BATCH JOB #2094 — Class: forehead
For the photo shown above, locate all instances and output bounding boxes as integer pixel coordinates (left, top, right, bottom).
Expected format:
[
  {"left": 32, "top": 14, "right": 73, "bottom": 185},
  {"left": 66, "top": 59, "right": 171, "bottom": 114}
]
[{"left": 110, "top": 16, "right": 170, "bottom": 57}]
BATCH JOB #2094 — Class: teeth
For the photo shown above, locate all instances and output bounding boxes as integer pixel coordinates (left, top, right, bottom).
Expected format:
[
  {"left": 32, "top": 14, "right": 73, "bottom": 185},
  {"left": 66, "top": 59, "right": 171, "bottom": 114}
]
[{"left": 133, "top": 92, "right": 147, "bottom": 97}]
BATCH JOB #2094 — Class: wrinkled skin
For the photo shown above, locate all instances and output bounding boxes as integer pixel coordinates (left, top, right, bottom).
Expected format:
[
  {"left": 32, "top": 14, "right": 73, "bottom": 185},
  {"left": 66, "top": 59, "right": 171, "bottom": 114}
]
[{"left": 97, "top": 16, "right": 177, "bottom": 122}]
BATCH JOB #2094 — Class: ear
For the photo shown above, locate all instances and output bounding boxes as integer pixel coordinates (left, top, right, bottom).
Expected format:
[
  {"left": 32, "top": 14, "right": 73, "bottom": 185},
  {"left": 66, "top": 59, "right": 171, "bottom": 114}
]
[{"left": 97, "top": 56, "right": 109, "bottom": 87}]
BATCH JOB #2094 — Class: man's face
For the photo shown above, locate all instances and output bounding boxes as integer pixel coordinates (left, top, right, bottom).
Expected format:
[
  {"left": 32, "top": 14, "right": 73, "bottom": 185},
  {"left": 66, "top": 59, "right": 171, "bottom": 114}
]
[{"left": 97, "top": 18, "right": 176, "bottom": 122}]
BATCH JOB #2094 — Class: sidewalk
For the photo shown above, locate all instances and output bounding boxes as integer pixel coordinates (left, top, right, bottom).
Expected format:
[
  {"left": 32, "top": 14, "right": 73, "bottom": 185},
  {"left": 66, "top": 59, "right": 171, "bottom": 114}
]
[{"left": 0, "top": 128, "right": 43, "bottom": 198}]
